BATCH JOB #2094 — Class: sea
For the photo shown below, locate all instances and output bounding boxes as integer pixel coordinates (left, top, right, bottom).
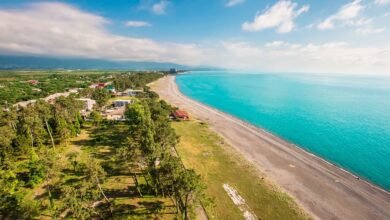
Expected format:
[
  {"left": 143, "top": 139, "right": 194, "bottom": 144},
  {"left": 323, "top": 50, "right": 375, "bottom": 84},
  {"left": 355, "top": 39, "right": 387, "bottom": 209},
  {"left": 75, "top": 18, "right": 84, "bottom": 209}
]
[{"left": 176, "top": 70, "right": 390, "bottom": 191}]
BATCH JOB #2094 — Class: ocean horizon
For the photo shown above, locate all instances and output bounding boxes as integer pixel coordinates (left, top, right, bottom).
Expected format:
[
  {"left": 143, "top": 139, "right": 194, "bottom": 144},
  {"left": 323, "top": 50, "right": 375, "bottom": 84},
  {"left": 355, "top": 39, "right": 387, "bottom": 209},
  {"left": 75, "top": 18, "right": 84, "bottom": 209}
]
[{"left": 176, "top": 70, "right": 390, "bottom": 190}]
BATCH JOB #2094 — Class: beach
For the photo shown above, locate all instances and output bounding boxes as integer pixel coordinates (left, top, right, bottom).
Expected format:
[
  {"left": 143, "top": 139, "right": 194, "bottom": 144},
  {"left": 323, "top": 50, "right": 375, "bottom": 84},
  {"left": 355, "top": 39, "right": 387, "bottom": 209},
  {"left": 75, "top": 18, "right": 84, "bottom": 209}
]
[{"left": 153, "top": 75, "right": 390, "bottom": 220}]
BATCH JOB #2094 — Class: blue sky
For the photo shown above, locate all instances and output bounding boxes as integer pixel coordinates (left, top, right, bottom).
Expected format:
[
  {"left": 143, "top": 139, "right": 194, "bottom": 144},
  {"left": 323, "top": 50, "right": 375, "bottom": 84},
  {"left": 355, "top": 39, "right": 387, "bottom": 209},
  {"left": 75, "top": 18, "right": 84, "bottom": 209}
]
[{"left": 0, "top": 0, "right": 389, "bottom": 74}]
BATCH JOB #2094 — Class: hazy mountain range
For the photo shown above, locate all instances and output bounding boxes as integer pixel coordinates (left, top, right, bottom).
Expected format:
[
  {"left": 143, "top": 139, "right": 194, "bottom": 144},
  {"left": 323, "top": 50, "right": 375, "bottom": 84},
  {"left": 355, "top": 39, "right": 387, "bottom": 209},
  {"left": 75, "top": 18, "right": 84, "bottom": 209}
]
[{"left": 0, "top": 55, "right": 193, "bottom": 70}]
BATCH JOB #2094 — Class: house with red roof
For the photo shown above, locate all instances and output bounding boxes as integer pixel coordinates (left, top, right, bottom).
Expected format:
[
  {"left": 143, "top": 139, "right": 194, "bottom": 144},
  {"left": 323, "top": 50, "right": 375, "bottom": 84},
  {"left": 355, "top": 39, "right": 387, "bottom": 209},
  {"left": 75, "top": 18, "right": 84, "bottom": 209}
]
[{"left": 171, "top": 110, "right": 189, "bottom": 120}]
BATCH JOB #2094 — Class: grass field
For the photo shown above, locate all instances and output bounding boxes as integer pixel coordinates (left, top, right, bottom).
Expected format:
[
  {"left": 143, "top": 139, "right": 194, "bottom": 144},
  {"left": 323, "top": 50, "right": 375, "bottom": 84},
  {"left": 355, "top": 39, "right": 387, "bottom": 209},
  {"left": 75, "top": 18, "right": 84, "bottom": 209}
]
[
  {"left": 31, "top": 123, "right": 178, "bottom": 219},
  {"left": 172, "top": 120, "right": 311, "bottom": 220}
]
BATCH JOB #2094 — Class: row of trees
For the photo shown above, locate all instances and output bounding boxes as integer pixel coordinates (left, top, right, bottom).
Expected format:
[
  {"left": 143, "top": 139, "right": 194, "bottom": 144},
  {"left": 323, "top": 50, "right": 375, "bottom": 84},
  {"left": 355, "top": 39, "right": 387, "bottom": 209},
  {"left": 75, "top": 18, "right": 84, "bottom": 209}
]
[
  {"left": 120, "top": 94, "right": 207, "bottom": 219},
  {"left": 113, "top": 72, "right": 163, "bottom": 91}
]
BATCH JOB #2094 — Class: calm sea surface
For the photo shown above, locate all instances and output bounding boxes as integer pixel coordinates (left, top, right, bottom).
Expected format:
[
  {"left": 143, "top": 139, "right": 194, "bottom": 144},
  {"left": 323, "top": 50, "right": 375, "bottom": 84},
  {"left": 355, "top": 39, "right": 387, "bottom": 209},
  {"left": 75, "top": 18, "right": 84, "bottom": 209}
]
[{"left": 176, "top": 71, "right": 390, "bottom": 190}]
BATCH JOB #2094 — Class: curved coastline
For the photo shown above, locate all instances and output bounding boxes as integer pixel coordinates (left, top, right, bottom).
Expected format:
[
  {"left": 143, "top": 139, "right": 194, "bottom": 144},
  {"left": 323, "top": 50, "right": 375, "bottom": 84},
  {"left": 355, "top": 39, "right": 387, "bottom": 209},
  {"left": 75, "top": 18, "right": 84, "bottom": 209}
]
[
  {"left": 153, "top": 75, "right": 390, "bottom": 220},
  {"left": 176, "top": 73, "right": 389, "bottom": 194}
]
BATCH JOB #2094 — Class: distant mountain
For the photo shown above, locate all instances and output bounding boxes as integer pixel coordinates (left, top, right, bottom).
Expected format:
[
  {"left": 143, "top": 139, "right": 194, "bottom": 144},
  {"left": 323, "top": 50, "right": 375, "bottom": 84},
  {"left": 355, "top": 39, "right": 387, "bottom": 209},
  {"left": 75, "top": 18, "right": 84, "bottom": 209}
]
[{"left": 0, "top": 55, "right": 191, "bottom": 70}]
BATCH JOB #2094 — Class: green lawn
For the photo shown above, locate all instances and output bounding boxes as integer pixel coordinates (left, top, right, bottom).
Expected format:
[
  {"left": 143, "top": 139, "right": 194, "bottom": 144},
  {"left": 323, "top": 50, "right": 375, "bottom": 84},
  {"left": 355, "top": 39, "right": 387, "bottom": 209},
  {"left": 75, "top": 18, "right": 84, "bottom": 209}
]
[
  {"left": 172, "top": 120, "right": 311, "bottom": 220},
  {"left": 33, "top": 123, "right": 177, "bottom": 219}
]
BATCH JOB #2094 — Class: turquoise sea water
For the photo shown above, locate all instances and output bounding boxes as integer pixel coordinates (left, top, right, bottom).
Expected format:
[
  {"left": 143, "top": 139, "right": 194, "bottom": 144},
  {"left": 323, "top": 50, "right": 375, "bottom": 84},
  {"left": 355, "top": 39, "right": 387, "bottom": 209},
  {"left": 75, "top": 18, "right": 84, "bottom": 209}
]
[{"left": 176, "top": 71, "right": 390, "bottom": 190}]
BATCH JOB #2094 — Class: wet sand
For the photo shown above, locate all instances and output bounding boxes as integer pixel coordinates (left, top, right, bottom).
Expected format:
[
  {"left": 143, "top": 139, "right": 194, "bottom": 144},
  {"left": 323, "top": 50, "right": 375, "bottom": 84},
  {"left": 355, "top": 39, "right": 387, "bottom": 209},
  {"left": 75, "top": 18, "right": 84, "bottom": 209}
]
[{"left": 152, "top": 75, "right": 390, "bottom": 220}]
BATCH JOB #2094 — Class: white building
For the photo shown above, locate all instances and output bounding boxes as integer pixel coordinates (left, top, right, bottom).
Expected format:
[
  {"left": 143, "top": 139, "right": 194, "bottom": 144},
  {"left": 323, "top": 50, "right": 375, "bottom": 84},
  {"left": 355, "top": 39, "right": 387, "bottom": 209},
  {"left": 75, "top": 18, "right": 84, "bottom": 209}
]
[{"left": 77, "top": 98, "right": 96, "bottom": 111}]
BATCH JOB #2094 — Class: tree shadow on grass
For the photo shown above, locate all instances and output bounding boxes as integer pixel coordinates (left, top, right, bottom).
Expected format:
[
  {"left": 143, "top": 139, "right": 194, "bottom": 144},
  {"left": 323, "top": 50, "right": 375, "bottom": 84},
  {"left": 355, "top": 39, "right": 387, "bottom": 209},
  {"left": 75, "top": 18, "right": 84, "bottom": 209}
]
[
  {"left": 112, "top": 204, "right": 139, "bottom": 217},
  {"left": 89, "top": 124, "right": 129, "bottom": 149},
  {"left": 138, "top": 201, "right": 164, "bottom": 214},
  {"left": 105, "top": 188, "right": 136, "bottom": 198}
]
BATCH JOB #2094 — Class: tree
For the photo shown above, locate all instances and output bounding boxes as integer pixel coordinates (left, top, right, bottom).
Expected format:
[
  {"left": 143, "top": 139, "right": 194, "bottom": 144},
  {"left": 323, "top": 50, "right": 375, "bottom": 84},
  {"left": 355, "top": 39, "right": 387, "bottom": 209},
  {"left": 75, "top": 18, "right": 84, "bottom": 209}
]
[
  {"left": 92, "top": 89, "right": 110, "bottom": 107},
  {"left": 60, "top": 183, "right": 99, "bottom": 219},
  {"left": 125, "top": 102, "right": 155, "bottom": 155},
  {"left": 17, "top": 106, "right": 47, "bottom": 149},
  {"left": 0, "top": 169, "right": 40, "bottom": 219},
  {"left": 35, "top": 100, "right": 56, "bottom": 151},
  {"left": 0, "top": 126, "right": 16, "bottom": 165},
  {"left": 158, "top": 155, "right": 206, "bottom": 219},
  {"left": 52, "top": 96, "right": 83, "bottom": 145},
  {"left": 90, "top": 111, "right": 102, "bottom": 127},
  {"left": 175, "top": 169, "right": 205, "bottom": 220},
  {"left": 84, "top": 157, "right": 112, "bottom": 215}
]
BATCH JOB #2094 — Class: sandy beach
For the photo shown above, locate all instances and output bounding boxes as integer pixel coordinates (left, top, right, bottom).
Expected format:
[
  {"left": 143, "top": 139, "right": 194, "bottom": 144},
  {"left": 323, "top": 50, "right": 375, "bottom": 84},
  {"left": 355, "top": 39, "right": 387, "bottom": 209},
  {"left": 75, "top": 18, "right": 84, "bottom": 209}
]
[{"left": 153, "top": 75, "right": 390, "bottom": 220}]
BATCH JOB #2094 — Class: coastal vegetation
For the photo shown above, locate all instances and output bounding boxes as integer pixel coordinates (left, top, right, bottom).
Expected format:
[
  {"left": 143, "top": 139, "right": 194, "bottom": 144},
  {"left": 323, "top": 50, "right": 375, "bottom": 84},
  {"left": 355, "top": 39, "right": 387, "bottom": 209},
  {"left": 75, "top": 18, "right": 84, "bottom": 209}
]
[
  {"left": 1, "top": 70, "right": 310, "bottom": 219},
  {"left": 0, "top": 71, "right": 206, "bottom": 219}
]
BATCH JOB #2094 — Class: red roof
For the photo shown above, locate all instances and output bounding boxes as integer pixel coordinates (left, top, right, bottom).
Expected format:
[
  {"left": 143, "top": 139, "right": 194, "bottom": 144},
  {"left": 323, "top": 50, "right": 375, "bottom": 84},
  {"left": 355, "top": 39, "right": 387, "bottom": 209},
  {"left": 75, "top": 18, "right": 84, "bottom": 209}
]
[
  {"left": 172, "top": 110, "right": 189, "bottom": 118},
  {"left": 27, "top": 80, "right": 38, "bottom": 85}
]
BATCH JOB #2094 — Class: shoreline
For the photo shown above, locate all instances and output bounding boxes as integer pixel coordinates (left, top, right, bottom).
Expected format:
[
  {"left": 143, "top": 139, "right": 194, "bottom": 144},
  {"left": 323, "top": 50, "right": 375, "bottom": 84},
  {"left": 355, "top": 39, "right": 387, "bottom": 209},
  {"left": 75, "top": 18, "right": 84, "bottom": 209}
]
[
  {"left": 175, "top": 71, "right": 389, "bottom": 194},
  {"left": 152, "top": 75, "right": 390, "bottom": 220}
]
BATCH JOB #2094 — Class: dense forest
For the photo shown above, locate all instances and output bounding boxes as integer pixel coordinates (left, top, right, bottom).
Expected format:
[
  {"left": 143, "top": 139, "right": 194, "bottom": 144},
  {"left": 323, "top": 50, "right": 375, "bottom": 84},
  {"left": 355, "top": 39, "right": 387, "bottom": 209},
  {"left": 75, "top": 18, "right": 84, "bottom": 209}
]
[{"left": 0, "top": 71, "right": 206, "bottom": 219}]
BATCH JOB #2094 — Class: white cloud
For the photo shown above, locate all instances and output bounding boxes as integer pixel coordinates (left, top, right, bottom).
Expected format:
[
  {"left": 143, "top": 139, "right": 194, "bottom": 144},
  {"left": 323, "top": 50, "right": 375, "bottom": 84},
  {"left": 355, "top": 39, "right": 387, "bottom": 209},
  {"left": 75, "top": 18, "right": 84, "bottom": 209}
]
[
  {"left": 318, "top": 0, "right": 364, "bottom": 30},
  {"left": 242, "top": 0, "right": 309, "bottom": 33},
  {"left": 125, "top": 21, "right": 151, "bottom": 27},
  {"left": 355, "top": 27, "right": 385, "bottom": 34},
  {"left": 205, "top": 41, "right": 390, "bottom": 74},
  {"left": 0, "top": 2, "right": 203, "bottom": 65},
  {"left": 264, "top": 41, "right": 301, "bottom": 49},
  {"left": 374, "top": 0, "right": 390, "bottom": 5},
  {"left": 152, "top": 0, "right": 168, "bottom": 15},
  {"left": 226, "top": 0, "right": 245, "bottom": 7},
  {"left": 1, "top": 2, "right": 389, "bottom": 75}
]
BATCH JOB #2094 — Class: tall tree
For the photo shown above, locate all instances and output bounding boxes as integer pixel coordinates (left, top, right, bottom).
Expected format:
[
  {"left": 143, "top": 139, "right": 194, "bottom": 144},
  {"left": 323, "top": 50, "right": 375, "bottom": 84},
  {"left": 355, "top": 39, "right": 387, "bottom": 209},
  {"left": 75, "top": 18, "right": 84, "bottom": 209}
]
[{"left": 35, "top": 100, "right": 56, "bottom": 151}]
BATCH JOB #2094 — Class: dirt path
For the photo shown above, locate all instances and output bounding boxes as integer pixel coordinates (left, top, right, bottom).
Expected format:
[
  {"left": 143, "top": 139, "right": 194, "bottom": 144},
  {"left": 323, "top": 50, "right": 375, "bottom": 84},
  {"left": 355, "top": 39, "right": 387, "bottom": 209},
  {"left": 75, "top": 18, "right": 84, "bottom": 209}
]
[{"left": 153, "top": 75, "right": 390, "bottom": 220}]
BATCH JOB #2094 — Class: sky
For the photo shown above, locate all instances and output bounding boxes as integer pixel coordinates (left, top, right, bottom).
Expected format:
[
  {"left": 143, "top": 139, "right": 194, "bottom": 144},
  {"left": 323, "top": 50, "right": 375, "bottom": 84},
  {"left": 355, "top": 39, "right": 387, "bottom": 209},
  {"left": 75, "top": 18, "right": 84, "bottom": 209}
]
[{"left": 0, "top": 0, "right": 389, "bottom": 74}]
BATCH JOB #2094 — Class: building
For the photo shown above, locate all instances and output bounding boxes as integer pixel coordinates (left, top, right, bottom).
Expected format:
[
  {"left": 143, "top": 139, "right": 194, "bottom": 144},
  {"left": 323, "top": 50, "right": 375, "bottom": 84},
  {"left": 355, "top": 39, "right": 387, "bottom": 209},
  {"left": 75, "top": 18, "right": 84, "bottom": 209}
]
[
  {"left": 113, "top": 100, "right": 132, "bottom": 108},
  {"left": 27, "top": 80, "right": 39, "bottom": 85},
  {"left": 119, "top": 89, "right": 143, "bottom": 97},
  {"left": 170, "top": 68, "right": 177, "bottom": 74},
  {"left": 105, "top": 85, "right": 116, "bottom": 93},
  {"left": 89, "top": 82, "right": 112, "bottom": 89},
  {"left": 77, "top": 98, "right": 96, "bottom": 111},
  {"left": 171, "top": 110, "right": 189, "bottom": 120},
  {"left": 102, "top": 106, "right": 126, "bottom": 121}
]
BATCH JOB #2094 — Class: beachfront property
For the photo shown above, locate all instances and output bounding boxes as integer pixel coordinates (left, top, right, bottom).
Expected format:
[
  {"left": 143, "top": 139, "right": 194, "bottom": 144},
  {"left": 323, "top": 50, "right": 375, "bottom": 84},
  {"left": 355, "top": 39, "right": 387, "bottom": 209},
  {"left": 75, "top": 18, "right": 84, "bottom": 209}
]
[
  {"left": 113, "top": 100, "right": 133, "bottom": 108},
  {"left": 170, "top": 110, "right": 189, "bottom": 120}
]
